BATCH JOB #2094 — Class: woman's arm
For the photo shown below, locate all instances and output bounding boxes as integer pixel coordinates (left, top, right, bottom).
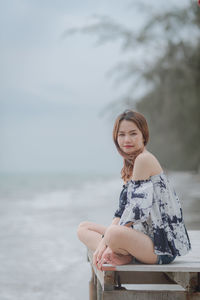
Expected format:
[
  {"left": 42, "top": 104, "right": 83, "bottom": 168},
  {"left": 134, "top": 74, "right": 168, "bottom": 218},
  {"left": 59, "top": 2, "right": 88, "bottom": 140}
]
[
  {"left": 111, "top": 217, "right": 120, "bottom": 225},
  {"left": 93, "top": 218, "right": 120, "bottom": 267},
  {"left": 112, "top": 217, "right": 133, "bottom": 227}
]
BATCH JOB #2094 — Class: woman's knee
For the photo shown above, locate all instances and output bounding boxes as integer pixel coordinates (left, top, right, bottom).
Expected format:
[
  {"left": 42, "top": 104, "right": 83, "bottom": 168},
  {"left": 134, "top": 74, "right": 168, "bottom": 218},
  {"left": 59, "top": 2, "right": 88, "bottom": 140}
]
[
  {"left": 77, "top": 221, "right": 90, "bottom": 240},
  {"left": 78, "top": 221, "right": 91, "bottom": 230},
  {"left": 105, "top": 225, "right": 122, "bottom": 248}
]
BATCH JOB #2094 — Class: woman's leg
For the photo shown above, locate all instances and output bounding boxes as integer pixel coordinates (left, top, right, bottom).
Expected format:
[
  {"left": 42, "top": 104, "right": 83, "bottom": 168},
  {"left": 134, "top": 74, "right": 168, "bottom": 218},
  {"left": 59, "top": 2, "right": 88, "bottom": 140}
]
[
  {"left": 77, "top": 221, "right": 107, "bottom": 251},
  {"left": 104, "top": 225, "right": 157, "bottom": 264}
]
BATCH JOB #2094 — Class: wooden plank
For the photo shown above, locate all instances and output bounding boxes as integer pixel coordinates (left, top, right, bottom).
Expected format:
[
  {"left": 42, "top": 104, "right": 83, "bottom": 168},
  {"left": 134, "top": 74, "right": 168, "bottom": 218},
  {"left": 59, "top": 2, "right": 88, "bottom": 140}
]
[
  {"left": 88, "top": 231, "right": 200, "bottom": 272},
  {"left": 102, "top": 262, "right": 200, "bottom": 272},
  {"left": 100, "top": 230, "right": 200, "bottom": 272},
  {"left": 165, "top": 272, "right": 199, "bottom": 292},
  {"left": 87, "top": 248, "right": 115, "bottom": 291},
  {"left": 101, "top": 290, "right": 200, "bottom": 300},
  {"left": 115, "top": 271, "right": 176, "bottom": 285},
  {"left": 87, "top": 231, "right": 200, "bottom": 295},
  {"left": 88, "top": 250, "right": 200, "bottom": 273},
  {"left": 103, "top": 271, "right": 115, "bottom": 291},
  {"left": 89, "top": 268, "right": 97, "bottom": 300},
  {"left": 97, "top": 278, "right": 102, "bottom": 300},
  {"left": 119, "top": 284, "right": 185, "bottom": 291},
  {"left": 87, "top": 249, "right": 104, "bottom": 286}
]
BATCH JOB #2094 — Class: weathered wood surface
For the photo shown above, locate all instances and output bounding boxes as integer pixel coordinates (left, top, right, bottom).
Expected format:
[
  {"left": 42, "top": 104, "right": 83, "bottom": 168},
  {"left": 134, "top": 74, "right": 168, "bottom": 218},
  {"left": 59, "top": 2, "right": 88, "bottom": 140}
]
[
  {"left": 87, "top": 230, "right": 200, "bottom": 299},
  {"left": 101, "top": 290, "right": 200, "bottom": 300},
  {"left": 89, "top": 268, "right": 97, "bottom": 300},
  {"left": 101, "top": 230, "right": 200, "bottom": 272},
  {"left": 87, "top": 252, "right": 115, "bottom": 291},
  {"left": 165, "top": 272, "right": 199, "bottom": 292},
  {"left": 87, "top": 250, "right": 176, "bottom": 286},
  {"left": 114, "top": 271, "right": 176, "bottom": 285}
]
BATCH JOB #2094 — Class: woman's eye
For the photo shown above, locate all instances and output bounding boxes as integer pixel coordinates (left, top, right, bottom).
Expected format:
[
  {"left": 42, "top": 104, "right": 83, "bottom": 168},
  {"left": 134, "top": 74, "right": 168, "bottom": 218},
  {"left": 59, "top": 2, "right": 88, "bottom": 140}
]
[{"left": 118, "top": 134, "right": 124, "bottom": 137}]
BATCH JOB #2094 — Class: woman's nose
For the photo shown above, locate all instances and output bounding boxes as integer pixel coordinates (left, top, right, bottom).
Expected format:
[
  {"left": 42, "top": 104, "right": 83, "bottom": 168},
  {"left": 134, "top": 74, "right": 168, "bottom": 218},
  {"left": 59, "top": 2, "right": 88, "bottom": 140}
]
[{"left": 124, "top": 135, "right": 131, "bottom": 142}]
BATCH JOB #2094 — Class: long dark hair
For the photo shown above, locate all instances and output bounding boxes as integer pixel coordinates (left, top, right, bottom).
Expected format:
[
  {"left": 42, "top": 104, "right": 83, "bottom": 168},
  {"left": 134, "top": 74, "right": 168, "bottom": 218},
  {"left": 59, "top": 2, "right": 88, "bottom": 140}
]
[{"left": 113, "top": 110, "right": 149, "bottom": 182}]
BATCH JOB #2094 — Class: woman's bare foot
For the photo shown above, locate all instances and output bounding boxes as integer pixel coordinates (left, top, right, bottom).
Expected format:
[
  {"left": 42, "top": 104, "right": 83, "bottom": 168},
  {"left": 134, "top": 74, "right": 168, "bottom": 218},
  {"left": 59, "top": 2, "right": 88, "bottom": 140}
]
[
  {"left": 99, "top": 247, "right": 132, "bottom": 270},
  {"left": 109, "top": 252, "right": 133, "bottom": 265},
  {"left": 103, "top": 252, "right": 133, "bottom": 266}
]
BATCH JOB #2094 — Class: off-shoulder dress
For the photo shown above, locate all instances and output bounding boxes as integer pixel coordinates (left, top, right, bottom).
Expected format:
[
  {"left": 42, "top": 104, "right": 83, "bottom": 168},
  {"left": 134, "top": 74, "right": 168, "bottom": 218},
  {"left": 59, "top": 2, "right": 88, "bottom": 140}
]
[{"left": 114, "top": 172, "right": 191, "bottom": 259}]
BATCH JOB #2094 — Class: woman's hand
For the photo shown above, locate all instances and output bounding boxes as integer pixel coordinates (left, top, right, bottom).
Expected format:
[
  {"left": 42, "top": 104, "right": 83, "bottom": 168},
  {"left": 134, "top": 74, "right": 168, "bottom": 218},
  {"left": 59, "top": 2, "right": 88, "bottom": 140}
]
[
  {"left": 98, "top": 246, "right": 113, "bottom": 270},
  {"left": 93, "top": 238, "right": 107, "bottom": 269}
]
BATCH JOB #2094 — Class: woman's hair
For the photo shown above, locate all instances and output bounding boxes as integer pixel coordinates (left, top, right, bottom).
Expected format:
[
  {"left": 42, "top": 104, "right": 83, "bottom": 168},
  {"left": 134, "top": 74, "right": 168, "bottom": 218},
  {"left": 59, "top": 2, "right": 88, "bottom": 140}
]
[{"left": 113, "top": 110, "right": 149, "bottom": 182}]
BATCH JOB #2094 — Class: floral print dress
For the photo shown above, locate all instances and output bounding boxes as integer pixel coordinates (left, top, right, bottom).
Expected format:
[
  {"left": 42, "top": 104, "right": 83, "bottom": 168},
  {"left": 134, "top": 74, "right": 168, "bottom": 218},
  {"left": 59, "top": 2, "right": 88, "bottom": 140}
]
[{"left": 114, "top": 172, "right": 191, "bottom": 257}]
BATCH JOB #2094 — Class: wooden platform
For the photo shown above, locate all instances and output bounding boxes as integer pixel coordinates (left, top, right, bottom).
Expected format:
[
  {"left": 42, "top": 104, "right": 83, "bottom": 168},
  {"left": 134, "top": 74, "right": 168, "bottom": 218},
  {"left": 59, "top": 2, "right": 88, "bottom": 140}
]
[{"left": 87, "top": 230, "right": 200, "bottom": 300}]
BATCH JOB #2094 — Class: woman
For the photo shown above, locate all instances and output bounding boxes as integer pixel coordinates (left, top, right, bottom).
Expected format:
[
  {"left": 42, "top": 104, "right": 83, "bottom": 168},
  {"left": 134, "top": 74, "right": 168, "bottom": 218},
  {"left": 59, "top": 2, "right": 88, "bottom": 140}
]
[{"left": 77, "top": 110, "right": 191, "bottom": 269}]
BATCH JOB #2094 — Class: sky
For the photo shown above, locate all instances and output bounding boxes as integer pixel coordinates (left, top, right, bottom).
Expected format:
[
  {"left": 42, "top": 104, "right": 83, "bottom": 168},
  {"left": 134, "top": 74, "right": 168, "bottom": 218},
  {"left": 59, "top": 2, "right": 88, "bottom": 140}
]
[{"left": 0, "top": 0, "right": 189, "bottom": 174}]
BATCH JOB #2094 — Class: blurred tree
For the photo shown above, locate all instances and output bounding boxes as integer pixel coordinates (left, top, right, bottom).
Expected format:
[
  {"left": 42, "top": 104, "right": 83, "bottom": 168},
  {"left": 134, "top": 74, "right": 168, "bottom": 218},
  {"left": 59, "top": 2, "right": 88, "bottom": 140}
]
[{"left": 65, "top": 2, "right": 200, "bottom": 171}]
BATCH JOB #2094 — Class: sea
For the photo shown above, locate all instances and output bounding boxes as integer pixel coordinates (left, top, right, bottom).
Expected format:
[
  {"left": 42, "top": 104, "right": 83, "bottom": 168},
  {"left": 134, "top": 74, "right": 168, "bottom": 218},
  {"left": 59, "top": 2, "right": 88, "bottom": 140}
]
[{"left": 0, "top": 171, "right": 200, "bottom": 300}]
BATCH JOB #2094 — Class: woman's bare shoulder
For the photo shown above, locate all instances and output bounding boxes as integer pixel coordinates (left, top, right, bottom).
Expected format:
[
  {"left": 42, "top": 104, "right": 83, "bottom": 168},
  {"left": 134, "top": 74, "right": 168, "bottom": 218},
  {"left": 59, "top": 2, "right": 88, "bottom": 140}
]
[
  {"left": 134, "top": 151, "right": 160, "bottom": 166},
  {"left": 132, "top": 151, "right": 163, "bottom": 180}
]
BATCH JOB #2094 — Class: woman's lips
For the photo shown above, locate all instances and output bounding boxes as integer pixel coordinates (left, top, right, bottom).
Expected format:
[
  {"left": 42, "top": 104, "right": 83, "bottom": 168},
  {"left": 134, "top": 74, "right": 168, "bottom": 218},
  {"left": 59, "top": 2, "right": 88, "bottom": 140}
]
[{"left": 124, "top": 145, "right": 133, "bottom": 148}]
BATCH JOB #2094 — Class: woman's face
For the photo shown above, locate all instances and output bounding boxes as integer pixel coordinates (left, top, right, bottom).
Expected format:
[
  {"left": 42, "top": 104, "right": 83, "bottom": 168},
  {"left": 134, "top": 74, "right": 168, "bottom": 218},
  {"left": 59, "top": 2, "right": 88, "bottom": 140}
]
[{"left": 117, "top": 120, "right": 144, "bottom": 154}]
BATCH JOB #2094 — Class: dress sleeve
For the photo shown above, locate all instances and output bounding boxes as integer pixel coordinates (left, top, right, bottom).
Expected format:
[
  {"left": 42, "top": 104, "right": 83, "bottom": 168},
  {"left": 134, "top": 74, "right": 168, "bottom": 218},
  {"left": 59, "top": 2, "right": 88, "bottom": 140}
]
[
  {"left": 119, "top": 180, "right": 153, "bottom": 225},
  {"left": 113, "top": 185, "right": 128, "bottom": 218}
]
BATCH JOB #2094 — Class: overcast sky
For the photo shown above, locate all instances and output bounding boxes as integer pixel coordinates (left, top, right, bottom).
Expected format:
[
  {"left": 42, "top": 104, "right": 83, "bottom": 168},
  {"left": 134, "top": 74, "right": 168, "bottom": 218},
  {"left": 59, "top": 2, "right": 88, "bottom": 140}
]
[{"left": 0, "top": 0, "right": 188, "bottom": 174}]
